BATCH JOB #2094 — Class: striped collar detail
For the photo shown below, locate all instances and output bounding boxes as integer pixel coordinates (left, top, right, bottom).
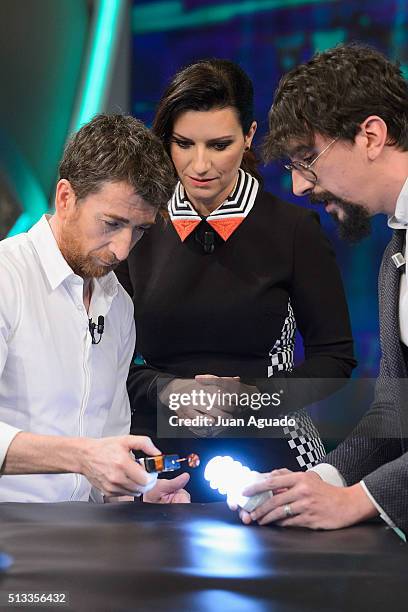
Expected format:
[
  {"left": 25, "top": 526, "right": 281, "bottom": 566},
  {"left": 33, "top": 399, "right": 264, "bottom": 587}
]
[{"left": 168, "top": 169, "right": 259, "bottom": 242}]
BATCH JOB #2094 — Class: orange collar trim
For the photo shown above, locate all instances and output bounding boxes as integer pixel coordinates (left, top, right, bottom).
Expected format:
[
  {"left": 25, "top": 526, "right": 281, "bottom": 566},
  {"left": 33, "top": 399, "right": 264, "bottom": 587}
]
[{"left": 168, "top": 169, "right": 259, "bottom": 242}]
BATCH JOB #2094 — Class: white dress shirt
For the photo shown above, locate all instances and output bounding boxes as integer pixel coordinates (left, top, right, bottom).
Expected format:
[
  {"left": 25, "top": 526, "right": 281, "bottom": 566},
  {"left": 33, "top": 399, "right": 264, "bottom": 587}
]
[
  {"left": 0, "top": 215, "right": 135, "bottom": 502},
  {"left": 311, "top": 177, "right": 408, "bottom": 542}
]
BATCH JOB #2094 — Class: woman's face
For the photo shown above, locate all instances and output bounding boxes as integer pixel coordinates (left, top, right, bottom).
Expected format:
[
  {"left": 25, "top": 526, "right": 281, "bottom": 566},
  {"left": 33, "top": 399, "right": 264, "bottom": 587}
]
[{"left": 170, "top": 107, "right": 256, "bottom": 214}]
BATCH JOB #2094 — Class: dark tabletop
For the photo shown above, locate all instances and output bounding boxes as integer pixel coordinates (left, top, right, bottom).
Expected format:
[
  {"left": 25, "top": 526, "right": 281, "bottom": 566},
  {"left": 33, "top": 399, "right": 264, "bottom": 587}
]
[{"left": 0, "top": 502, "right": 406, "bottom": 612}]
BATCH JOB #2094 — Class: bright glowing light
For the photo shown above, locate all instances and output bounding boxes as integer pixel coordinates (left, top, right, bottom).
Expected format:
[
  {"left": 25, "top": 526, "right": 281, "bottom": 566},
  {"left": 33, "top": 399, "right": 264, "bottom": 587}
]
[{"left": 204, "top": 455, "right": 265, "bottom": 509}]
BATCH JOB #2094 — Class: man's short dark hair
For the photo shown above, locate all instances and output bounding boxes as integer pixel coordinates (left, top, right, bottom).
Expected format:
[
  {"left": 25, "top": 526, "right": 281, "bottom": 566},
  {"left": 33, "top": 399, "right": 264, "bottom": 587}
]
[
  {"left": 59, "top": 114, "right": 176, "bottom": 211},
  {"left": 264, "top": 43, "right": 408, "bottom": 160}
]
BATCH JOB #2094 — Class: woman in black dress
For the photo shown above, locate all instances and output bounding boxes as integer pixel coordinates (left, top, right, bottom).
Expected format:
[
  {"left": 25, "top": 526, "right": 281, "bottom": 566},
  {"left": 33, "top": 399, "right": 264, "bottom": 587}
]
[{"left": 117, "top": 59, "right": 356, "bottom": 501}]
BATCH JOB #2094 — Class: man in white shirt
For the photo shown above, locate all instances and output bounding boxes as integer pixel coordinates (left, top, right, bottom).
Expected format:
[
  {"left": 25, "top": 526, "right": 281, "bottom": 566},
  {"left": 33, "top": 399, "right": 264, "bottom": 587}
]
[
  {"left": 232, "top": 44, "right": 408, "bottom": 540},
  {"left": 0, "top": 113, "right": 189, "bottom": 503}
]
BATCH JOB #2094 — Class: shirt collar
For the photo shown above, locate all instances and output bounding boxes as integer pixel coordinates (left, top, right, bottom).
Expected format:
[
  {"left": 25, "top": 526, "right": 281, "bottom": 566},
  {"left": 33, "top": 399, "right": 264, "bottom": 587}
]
[
  {"left": 168, "top": 168, "right": 259, "bottom": 242},
  {"left": 388, "top": 177, "right": 408, "bottom": 229},
  {"left": 28, "top": 214, "right": 118, "bottom": 297}
]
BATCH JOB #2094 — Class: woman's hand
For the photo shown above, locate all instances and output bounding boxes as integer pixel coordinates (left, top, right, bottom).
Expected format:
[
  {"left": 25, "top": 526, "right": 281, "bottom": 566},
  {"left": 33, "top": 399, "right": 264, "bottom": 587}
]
[{"left": 159, "top": 377, "right": 241, "bottom": 436}]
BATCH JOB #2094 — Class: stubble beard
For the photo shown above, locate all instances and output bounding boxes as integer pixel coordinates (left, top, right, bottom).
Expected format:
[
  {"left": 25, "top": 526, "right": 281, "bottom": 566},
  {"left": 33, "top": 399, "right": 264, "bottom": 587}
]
[
  {"left": 310, "top": 191, "right": 372, "bottom": 243},
  {"left": 59, "top": 225, "right": 119, "bottom": 279}
]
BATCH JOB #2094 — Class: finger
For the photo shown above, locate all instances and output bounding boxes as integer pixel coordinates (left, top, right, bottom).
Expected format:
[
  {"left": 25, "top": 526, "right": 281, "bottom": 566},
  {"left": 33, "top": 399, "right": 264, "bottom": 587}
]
[
  {"left": 242, "top": 477, "right": 271, "bottom": 497},
  {"left": 193, "top": 397, "right": 240, "bottom": 415},
  {"left": 257, "top": 500, "right": 304, "bottom": 526},
  {"left": 195, "top": 374, "right": 240, "bottom": 380},
  {"left": 124, "top": 457, "right": 156, "bottom": 487},
  {"left": 205, "top": 408, "right": 237, "bottom": 420},
  {"left": 271, "top": 468, "right": 292, "bottom": 475},
  {"left": 189, "top": 402, "right": 223, "bottom": 418},
  {"left": 250, "top": 489, "right": 298, "bottom": 522},
  {"left": 210, "top": 403, "right": 240, "bottom": 415},
  {"left": 210, "top": 380, "right": 241, "bottom": 393},
  {"left": 256, "top": 508, "right": 286, "bottom": 525},
  {"left": 171, "top": 490, "right": 191, "bottom": 503},
  {"left": 247, "top": 496, "right": 277, "bottom": 522},
  {"left": 104, "top": 495, "right": 135, "bottom": 503},
  {"left": 227, "top": 500, "right": 238, "bottom": 511},
  {"left": 275, "top": 515, "right": 309, "bottom": 528},
  {"left": 126, "top": 435, "right": 161, "bottom": 457},
  {"left": 156, "top": 472, "right": 190, "bottom": 493},
  {"left": 239, "top": 509, "right": 253, "bottom": 524},
  {"left": 195, "top": 375, "right": 240, "bottom": 386},
  {"left": 243, "top": 472, "right": 298, "bottom": 497},
  {"left": 103, "top": 473, "right": 144, "bottom": 496},
  {"left": 104, "top": 486, "right": 136, "bottom": 497},
  {"left": 195, "top": 374, "right": 220, "bottom": 382},
  {"left": 177, "top": 407, "right": 216, "bottom": 424},
  {"left": 188, "top": 403, "right": 213, "bottom": 415},
  {"left": 183, "top": 405, "right": 234, "bottom": 421}
]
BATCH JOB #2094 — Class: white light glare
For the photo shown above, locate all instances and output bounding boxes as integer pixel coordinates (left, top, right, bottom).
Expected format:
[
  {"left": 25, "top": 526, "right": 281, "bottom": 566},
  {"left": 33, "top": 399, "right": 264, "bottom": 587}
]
[{"left": 204, "top": 455, "right": 265, "bottom": 509}]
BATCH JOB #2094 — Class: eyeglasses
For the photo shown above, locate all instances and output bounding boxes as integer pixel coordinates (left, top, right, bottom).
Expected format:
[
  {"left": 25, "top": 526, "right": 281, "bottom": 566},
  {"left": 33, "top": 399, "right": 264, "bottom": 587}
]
[{"left": 284, "top": 138, "right": 338, "bottom": 185}]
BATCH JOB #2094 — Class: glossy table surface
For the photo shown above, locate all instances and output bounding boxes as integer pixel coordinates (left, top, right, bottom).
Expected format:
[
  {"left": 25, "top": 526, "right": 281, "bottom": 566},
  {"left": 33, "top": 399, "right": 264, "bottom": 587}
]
[{"left": 0, "top": 501, "right": 406, "bottom": 612}]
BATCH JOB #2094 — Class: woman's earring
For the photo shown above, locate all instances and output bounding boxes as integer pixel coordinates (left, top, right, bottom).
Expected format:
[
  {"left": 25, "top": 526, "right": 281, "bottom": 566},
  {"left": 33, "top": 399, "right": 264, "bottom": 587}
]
[{"left": 244, "top": 145, "right": 250, "bottom": 151}]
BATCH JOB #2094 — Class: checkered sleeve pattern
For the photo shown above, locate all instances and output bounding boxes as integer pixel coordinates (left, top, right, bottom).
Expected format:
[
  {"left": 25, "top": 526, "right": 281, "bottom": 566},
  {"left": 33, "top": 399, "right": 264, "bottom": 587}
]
[
  {"left": 268, "top": 301, "right": 296, "bottom": 377},
  {"left": 267, "top": 300, "right": 326, "bottom": 469},
  {"left": 284, "top": 410, "right": 326, "bottom": 469}
]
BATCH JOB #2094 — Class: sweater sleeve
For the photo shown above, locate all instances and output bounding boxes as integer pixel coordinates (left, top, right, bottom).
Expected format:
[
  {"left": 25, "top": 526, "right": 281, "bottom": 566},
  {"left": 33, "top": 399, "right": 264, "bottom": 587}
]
[
  {"left": 127, "top": 362, "right": 175, "bottom": 437},
  {"left": 256, "top": 211, "right": 356, "bottom": 406}
]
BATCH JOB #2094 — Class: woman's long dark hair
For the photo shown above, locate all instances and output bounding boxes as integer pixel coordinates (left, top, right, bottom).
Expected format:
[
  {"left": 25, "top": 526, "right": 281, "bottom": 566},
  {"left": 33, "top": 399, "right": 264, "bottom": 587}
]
[{"left": 153, "top": 59, "right": 261, "bottom": 181}]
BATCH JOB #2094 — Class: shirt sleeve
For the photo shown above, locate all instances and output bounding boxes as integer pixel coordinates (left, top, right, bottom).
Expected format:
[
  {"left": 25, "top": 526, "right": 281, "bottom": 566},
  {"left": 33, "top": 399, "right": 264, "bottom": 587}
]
[
  {"left": 0, "top": 423, "right": 21, "bottom": 472},
  {"left": 309, "top": 462, "right": 346, "bottom": 487},
  {"left": 0, "top": 259, "right": 22, "bottom": 471},
  {"left": 127, "top": 362, "right": 175, "bottom": 436}
]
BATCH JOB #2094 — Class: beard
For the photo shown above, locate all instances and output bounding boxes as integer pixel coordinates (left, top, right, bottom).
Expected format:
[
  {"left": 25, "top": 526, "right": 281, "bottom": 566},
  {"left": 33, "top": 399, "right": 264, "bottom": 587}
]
[
  {"left": 310, "top": 191, "right": 371, "bottom": 243},
  {"left": 59, "top": 224, "right": 119, "bottom": 279}
]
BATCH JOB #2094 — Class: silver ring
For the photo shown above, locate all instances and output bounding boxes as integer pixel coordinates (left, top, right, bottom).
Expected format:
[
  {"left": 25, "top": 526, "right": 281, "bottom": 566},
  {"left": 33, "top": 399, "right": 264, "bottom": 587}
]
[{"left": 284, "top": 503, "right": 293, "bottom": 518}]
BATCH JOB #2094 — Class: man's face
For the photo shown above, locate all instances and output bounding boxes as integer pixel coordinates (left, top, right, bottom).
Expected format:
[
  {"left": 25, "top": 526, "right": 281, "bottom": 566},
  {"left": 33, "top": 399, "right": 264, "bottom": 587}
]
[
  {"left": 288, "top": 134, "right": 374, "bottom": 242},
  {"left": 59, "top": 180, "right": 157, "bottom": 278}
]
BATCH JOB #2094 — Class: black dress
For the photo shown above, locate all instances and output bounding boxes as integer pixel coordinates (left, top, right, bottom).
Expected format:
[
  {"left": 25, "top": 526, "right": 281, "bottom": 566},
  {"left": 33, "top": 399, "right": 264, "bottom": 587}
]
[{"left": 116, "top": 171, "right": 356, "bottom": 501}]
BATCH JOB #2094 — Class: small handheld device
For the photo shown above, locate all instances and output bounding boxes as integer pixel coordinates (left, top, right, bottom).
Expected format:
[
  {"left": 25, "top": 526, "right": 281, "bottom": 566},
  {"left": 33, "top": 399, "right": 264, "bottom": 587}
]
[{"left": 138, "top": 453, "right": 200, "bottom": 474}]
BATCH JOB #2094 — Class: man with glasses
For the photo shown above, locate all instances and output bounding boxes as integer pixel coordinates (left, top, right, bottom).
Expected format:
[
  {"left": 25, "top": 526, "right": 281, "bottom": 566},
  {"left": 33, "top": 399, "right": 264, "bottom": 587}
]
[
  {"left": 284, "top": 138, "right": 338, "bottom": 184},
  {"left": 232, "top": 43, "right": 408, "bottom": 540}
]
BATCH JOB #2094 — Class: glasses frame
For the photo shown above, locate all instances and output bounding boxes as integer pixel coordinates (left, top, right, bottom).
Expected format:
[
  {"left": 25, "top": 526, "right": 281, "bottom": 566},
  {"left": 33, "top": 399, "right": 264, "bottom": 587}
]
[{"left": 284, "top": 138, "right": 338, "bottom": 185}]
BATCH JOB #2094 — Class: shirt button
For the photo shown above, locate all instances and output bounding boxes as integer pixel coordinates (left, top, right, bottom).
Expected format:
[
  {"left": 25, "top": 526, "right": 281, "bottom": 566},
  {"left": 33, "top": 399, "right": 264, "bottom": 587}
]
[{"left": 77, "top": 304, "right": 84, "bottom": 311}]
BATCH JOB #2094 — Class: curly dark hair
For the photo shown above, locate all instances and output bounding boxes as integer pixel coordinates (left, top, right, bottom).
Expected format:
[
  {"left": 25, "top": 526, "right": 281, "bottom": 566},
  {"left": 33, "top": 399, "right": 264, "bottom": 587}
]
[
  {"left": 59, "top": 114, "right": 176, "bottom": 212},
  {"left": 152, "top": 58, "right": 261, "bottom": 180},
  {"left": 264, "top": 43, "right": 408, "bottom": 161}
]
